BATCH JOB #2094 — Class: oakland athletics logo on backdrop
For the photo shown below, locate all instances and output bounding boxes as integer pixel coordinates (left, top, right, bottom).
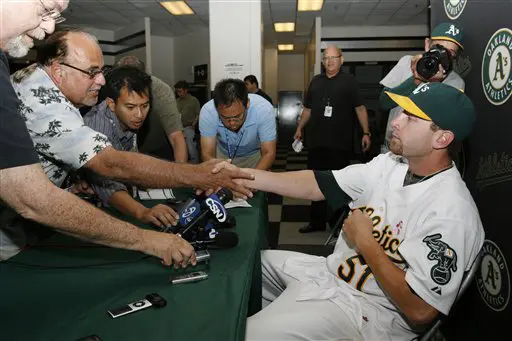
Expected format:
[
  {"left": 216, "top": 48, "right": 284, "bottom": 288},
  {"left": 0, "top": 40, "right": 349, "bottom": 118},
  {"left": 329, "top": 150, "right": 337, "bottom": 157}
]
[
  {"left": 482, "top": 28, "right": 512, "bottom": 105},
  {"left": 476, "top": 240, "right": 510, "bottom": 312},
  {"left": 444, "top": 0, "right": 467, "bottom": 20}
]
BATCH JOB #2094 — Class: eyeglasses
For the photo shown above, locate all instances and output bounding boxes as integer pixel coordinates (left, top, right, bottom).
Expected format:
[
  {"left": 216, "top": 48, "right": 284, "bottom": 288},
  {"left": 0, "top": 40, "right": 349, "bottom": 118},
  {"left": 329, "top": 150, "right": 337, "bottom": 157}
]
[
  {"left": 323, "top": 55, "right": 341, "bottom": 61},
  {"left": 40, "top": 0, "right": 66, "bottom": 24},
  {"left": 60, "top": 62, "right": 105, "bottom": 79},
  {"left": 219, "top": 109, "right": 246, "bottom": 122}
]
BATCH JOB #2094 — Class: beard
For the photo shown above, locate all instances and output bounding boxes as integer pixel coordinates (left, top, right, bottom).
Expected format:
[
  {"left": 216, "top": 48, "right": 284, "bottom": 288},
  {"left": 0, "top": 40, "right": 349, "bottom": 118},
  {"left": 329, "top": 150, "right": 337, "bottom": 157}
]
[
  {"left": 4, "top": 35, "right": 33, "bottom": 58},
  {"left": 388, "top": 137, "right": 403, "bottom": 155}
]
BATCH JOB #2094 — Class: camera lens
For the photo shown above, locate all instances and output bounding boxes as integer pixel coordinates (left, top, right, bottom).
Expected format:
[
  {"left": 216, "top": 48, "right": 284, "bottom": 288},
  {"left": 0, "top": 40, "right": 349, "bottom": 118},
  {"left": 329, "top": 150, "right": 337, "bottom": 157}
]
[
  {"left": 416, "top": 56, "right": 439, "bottom": 80},
  {"left": 416, "top": 44, "right": 453, "bottom": 80}
]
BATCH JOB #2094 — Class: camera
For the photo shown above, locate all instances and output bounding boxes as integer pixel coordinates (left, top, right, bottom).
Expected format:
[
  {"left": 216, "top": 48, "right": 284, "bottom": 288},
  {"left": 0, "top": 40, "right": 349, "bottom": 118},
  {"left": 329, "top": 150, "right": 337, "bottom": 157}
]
[{"left": 416, "top": 44, "right": 453, "bottom": 80}]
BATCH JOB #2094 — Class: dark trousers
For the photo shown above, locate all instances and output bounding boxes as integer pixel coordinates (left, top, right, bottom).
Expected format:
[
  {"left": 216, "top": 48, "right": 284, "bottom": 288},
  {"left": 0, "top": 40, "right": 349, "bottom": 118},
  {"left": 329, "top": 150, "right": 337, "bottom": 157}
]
[{"left": 307, "top": 147, "right": 351, "bottom": 229}]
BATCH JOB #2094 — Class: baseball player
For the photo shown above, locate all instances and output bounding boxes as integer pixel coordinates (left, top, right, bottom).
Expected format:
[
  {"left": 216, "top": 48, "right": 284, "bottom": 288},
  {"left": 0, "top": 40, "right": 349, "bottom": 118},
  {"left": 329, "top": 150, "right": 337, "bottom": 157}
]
[{"left": 237, "top": 83, "right": 484, "bottom": 340}]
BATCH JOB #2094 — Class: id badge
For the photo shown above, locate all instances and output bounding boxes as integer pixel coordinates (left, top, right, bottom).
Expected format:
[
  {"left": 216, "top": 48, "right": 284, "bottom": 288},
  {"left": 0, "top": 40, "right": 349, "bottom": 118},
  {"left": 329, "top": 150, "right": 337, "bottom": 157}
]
[{"left": 324, "top": 105, "right": 332, "bottom": 117}]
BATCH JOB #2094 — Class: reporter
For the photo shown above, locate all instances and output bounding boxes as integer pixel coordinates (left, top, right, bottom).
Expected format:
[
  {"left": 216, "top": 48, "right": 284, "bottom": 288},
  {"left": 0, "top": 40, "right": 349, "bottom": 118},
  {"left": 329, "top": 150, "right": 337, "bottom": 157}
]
[{"left": 0, "top": 0, "right": 198, "bottom": 265}]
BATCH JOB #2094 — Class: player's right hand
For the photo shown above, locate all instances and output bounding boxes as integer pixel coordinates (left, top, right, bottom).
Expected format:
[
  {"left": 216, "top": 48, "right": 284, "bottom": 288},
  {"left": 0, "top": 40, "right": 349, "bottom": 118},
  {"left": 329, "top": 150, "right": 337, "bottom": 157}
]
[
  {"left": 294, "top": 129, "right": 302, "bottom": 141},
  {"left": 141, "top": 230, "right": 196, "bottom": 268}
]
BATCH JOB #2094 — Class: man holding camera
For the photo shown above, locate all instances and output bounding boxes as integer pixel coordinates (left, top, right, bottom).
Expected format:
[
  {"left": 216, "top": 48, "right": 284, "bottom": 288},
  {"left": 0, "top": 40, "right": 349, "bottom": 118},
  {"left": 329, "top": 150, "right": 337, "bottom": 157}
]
[{"left": 379, "top": 23, "right": 465, "bottom": 153}]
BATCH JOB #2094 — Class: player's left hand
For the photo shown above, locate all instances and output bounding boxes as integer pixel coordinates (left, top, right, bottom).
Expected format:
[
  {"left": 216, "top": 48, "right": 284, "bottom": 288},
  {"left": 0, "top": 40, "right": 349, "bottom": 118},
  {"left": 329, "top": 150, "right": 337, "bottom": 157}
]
[
  {"left": 342, "top": 209, "right": 374, "bottom": 251},
  {"left": 361, "top": 135, "right": 371, "bottom": 152}
]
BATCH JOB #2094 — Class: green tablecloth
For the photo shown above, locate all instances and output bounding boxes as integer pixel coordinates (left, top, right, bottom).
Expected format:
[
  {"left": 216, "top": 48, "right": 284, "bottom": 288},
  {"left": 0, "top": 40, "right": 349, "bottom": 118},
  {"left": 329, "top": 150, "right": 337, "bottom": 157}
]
[{"left": 0, "top": 192, "right": 268, "bottom": 341}]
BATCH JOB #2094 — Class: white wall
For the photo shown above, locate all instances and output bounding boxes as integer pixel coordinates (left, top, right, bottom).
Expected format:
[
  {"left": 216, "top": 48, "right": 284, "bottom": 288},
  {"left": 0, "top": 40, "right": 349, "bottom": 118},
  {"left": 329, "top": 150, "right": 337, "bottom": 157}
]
[
  {"left": 304, "top": 16, "right": 320, "bottom": 88},
  {"left": 278, "top": 54, "right": 305, "bottom": 93},
  {"left": 322, "top": 24, "right": 428, "bottom": 38},
  {"left": 321, "top": 24, "right": 428, "bottom": 62},
  {"left": 151, "top": 35, "right": 174, "bottom": 86},
  {"left": 320, "top": 24, "right": 430, "bottom": 62},
  {"left": 82, "top": 26, "right": 116, "bottom": 65},
  {"left": 173, "top": 29, "right": 210, "bottom": 83},
  {"left": 314, "top": 17, "right": 322, "bottom": 76},
  {"left": 209, "top": 0, "right": 261, "bottom": 88},
  {"left": 114, "top": 18, "right": 149, "bottom": 70},
  {"left": 263, "top": 47, "right": 278, "bottom": 104},
  {"left": 115, "top": 47, "right": 147, "bottom": 66},
  {"left": 82, "top": 27, "right": 115, "bottom": 41}
]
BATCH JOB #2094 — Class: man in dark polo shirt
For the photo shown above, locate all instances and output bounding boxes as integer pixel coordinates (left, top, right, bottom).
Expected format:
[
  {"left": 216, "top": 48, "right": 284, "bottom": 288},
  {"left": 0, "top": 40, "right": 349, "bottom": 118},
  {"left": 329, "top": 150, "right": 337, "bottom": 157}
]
[
  {"left": 244, "top": 75, "right": 273, "bottom": 105},
  {"left": 294, "top": 45, "right": 371, "bottom": 233}
]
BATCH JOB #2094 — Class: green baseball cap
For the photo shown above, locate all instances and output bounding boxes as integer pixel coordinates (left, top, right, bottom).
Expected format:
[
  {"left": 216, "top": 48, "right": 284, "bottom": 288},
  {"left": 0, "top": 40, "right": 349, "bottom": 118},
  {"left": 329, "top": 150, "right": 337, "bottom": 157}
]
[
  {"left": 385, "top": 83, "right": 475, "bottom": 141},
  {"left": 431, "top": 22, "right": 464, "bottom": 49}
]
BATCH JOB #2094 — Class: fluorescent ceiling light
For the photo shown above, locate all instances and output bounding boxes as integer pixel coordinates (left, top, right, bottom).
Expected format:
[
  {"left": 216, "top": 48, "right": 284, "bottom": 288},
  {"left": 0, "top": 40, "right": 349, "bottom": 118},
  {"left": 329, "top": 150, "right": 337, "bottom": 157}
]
[
  {"left": 160, "top": 1, "right": 194, "bottom": 15},
  {"left": 298, "top": 0, "right": 324, "bottom": 12},
  {"left": 274, "top": 22, "right": 295, "bottom": 32},
  {"left": 278, "top": 44, "right": 294, "bottom": 51}
]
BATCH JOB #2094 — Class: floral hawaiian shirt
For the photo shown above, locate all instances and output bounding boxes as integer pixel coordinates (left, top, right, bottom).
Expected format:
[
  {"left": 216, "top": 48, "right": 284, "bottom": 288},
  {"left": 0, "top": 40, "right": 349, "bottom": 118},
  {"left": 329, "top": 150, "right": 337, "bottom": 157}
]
[{"left": 11, "top": 65, "right": 111, "bottom": 187}]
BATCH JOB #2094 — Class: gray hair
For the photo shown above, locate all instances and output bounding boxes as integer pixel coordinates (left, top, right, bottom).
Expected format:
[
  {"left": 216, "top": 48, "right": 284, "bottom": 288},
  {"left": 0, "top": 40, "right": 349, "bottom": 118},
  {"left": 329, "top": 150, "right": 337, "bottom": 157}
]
[{"left": 115, "top": 56, "right": 146, "bottom": 72}]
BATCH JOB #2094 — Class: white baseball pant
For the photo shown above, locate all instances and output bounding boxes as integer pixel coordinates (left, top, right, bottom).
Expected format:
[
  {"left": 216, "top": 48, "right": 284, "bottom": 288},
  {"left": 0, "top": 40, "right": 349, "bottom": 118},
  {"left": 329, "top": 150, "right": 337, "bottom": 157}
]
[{"left": 245, "top": 250, "right": 363, "bottom": 341}]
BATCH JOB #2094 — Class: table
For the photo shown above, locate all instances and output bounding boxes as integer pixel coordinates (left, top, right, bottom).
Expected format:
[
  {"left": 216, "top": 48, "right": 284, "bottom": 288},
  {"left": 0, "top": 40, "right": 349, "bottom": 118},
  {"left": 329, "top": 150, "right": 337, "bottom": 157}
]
[{"left": 0, "top": 192, "right": 268, "bottom": 341}]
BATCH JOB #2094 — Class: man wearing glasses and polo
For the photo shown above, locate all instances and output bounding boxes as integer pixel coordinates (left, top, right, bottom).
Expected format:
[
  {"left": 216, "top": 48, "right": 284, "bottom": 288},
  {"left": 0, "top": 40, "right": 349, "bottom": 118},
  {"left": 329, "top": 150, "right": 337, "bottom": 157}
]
[{"left": 200, "top": 78, "right": 277, "bottom": 170}]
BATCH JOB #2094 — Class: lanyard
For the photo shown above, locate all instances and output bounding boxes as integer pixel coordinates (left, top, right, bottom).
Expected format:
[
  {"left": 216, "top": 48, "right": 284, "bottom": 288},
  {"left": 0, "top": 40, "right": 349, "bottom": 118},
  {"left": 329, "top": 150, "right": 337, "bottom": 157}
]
[
  {"left": 224, "top": 128, "right": 245, "bottom": 161},
  {"left": 322, "top": 77, "right": 333, "bottom": 106}
]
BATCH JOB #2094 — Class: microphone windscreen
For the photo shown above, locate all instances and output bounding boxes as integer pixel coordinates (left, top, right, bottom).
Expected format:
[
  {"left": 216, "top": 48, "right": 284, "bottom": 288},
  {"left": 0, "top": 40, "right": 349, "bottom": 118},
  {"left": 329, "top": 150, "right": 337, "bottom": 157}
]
[
  {"left": 214, "top": 231, "right": 239, "bottom": 249},
  {"left": 217, "top": 188, "right": 233, "bottom": 203}
]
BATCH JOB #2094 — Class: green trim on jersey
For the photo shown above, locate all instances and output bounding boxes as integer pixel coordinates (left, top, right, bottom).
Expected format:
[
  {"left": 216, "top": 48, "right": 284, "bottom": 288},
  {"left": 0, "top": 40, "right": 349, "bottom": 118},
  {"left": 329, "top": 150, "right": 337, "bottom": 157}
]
[{"left": 314, "top": 170, "right": 352, "bottom": 211}]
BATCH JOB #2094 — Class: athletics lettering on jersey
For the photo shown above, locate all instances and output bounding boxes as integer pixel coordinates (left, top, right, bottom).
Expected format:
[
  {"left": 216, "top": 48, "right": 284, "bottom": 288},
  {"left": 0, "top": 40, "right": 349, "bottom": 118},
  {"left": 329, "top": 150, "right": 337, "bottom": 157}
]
[{"left": 337, "top": 205, "right": 405, "bottom": 291}]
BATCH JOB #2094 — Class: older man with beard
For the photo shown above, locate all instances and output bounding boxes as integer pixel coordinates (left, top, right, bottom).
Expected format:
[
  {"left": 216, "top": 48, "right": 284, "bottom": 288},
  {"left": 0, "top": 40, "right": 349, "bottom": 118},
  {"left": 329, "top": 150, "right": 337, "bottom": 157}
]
[{"left": 0, "top": 0, "right": 253, "bottom": 266}]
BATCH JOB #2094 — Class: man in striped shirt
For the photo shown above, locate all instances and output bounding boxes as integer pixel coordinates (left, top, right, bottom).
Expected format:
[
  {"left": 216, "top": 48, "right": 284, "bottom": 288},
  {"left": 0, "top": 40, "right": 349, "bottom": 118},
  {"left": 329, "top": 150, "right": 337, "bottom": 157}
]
[{"left": 83, "top": 66, "right": 179, "bottom": 229}]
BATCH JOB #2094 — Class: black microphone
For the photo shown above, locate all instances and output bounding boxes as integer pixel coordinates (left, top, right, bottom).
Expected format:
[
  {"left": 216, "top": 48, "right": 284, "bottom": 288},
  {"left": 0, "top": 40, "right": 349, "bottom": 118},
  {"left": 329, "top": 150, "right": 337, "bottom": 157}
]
[
  {"left": 190, "top": 231, "right": 239, "bottom": 250},
  {"left": 176, "top": 188, "right": 233, "bottom": 239}
]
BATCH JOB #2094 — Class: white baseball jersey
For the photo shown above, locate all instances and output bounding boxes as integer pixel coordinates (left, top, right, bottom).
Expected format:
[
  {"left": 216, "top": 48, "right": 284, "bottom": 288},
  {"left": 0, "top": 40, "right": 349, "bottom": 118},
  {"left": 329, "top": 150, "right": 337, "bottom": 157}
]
[{"left": 282, "top": 153, "right": 484, "bottom": 340}]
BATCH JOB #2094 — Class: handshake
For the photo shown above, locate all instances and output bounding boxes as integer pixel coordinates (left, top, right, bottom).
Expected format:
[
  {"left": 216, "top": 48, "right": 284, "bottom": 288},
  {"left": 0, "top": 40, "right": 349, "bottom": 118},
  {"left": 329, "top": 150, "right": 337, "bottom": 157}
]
[
  {"left": 191, "top": 158, "right": 256, "bottom": 200},
  {"left": 143, "top": 158, "right": 256, "bottom": 269}
]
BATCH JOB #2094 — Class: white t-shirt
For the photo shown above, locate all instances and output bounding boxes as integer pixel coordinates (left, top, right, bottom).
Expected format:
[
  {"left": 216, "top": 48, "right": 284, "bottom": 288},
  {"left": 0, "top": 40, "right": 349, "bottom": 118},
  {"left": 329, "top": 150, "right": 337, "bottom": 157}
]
[{"left": 282, "top": 153, "right": 484, "bottom": 340}]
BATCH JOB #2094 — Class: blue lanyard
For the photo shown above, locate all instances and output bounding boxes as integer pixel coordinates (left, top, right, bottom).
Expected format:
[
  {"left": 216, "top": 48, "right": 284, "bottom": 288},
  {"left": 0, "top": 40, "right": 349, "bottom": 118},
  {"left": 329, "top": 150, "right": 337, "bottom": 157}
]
[{"left": 224, "top": 128, "right": 245, "bottom": 160}]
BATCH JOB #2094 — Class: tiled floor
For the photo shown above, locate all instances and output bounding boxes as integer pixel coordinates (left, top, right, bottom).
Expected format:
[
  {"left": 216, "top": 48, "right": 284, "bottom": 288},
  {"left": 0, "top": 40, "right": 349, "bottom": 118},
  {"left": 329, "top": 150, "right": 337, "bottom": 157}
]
[{"left": 269, "top": 142, "right": 332, "bottom": 252}]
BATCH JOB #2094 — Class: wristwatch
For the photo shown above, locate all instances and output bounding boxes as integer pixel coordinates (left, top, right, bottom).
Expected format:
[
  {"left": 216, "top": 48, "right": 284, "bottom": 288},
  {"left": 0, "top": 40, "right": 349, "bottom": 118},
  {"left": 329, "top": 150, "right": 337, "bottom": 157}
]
[{"left": 363, "top": 132, "right": 371, "bottom": 137}]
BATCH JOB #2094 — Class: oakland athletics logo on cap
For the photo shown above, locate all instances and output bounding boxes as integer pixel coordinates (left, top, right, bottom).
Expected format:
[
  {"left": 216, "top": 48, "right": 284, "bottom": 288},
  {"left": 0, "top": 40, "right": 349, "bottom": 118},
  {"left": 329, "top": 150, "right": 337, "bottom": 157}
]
[
  {"left": 482, "top": 28, "right": 512, "bottom": 106},
  {"left": 444, "top": 0, "right": 467, "bottom": 20}
]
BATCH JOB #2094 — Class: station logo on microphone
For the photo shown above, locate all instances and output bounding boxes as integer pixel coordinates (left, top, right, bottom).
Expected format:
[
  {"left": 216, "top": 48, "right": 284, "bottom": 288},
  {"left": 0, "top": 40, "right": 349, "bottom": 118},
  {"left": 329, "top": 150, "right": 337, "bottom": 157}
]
[
  {"left": 444, "top": 0, "right": 467, "bottom": 20},
  {"left": 482, "top": 28, "right": 512, "bottom": 106}
]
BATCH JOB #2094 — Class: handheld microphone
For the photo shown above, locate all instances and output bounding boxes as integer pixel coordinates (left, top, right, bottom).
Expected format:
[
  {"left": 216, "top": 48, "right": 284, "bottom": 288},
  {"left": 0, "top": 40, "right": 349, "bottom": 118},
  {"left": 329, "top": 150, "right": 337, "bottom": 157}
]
[
  {"left": 191, "top": 231, "right": 239, "bottom": 250},
  {"left": 176, "top": 188, "right": 233, "bottom": 239}
]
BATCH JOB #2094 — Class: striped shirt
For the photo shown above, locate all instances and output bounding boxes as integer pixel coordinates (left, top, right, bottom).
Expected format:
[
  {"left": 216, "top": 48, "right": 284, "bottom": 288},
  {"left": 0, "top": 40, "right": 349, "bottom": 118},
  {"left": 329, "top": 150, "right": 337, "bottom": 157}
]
[{"left": 83, "top": 101, "right": 137, "bottom": 206}]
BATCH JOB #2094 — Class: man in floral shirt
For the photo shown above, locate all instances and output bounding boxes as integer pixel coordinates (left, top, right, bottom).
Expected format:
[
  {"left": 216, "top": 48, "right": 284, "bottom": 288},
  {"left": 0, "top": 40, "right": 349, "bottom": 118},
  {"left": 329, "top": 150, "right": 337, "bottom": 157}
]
[
  {"left": 11, "top": 28, "right": 254, "bottom": 199},
  {"left": 0, "top": 0, "right": 194, "bottom": 265}
]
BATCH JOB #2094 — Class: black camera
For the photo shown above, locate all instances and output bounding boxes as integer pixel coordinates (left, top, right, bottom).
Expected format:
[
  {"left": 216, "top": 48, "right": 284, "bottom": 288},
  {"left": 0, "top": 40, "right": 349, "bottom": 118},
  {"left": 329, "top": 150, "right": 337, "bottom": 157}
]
[{"left": 416, "top": 44, "right": 453, "bottom": 80}]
